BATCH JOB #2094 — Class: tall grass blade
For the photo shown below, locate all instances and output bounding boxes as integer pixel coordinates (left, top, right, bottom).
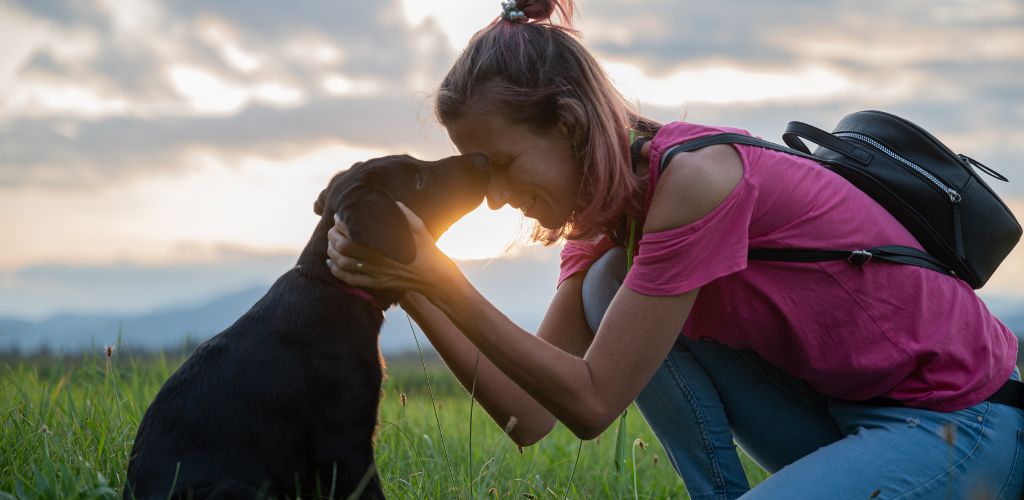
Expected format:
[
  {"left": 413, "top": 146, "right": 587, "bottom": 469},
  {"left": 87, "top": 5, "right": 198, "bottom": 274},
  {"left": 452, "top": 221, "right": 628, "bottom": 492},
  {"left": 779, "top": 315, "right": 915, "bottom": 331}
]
[
  {"left": 346, "top": 462, "right": 376, "bottom": 500},
  {"left": 613, "top": 411, "right": 628, "bottom": 473},
  {"left": 468, "top": 350, "right": 480, "bottom": 491},
  {"left": 631, "top": 439, "right": 639, "bottom": 500},
  {"left": 405, "top": 313, "right": 459, "bottom": 498},
  {"left": 560, "top": 440, "right": 583, "bottom": 500}
]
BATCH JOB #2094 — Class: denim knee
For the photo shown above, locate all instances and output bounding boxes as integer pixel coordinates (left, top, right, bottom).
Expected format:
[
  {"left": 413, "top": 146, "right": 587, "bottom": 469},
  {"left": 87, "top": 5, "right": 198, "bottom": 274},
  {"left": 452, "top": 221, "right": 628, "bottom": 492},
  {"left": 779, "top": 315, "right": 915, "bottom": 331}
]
[{"left": 580, "top": 246, "right": 627, "bottom": 333}]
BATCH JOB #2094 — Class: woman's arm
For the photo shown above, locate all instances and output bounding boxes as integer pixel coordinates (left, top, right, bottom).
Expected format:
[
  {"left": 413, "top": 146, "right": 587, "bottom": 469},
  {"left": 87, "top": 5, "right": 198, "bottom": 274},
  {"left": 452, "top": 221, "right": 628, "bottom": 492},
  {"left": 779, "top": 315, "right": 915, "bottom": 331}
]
[
  {"left": 397, "top": 272, "right": 594, "bottom": 446},
  {"left": 328, "top": 144, "right": 743, "bottom": 439},
  {"left": 427, "top": 269, "right": 697, "bottom": 438}
]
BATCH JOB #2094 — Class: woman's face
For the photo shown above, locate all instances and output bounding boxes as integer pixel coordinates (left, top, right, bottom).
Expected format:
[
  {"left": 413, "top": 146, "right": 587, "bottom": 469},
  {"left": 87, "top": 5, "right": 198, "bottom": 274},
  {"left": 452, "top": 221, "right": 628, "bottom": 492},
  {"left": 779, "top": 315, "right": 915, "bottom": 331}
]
[{"left": 447, "top": 110, "right": 580, "bottom": 229}]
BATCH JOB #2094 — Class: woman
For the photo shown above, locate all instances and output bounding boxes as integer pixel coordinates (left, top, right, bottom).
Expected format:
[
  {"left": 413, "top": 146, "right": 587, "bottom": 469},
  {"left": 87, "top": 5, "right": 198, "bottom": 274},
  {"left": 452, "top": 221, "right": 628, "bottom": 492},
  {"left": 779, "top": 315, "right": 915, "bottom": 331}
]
[{"left": 325, "top": 1, "right": 1024, "bottom": 497}]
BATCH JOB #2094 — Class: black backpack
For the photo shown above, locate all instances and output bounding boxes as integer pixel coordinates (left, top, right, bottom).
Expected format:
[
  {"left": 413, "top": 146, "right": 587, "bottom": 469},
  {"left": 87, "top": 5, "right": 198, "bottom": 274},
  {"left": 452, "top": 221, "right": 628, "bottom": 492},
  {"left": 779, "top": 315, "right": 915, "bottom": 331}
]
[
  {"left": 652, "top": 110, "right": 1024, "bottom": 410},
  {"left": 658, "top": 110, "right": 1022, "bottom": 289}
]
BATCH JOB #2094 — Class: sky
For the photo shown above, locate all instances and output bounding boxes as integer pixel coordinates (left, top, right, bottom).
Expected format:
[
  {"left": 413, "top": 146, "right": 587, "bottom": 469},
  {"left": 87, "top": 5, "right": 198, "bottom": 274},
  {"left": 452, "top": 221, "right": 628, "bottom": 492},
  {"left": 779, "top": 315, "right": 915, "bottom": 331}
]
[{"left": 1, "top": 0, "right": 1023, "bottom": 321}]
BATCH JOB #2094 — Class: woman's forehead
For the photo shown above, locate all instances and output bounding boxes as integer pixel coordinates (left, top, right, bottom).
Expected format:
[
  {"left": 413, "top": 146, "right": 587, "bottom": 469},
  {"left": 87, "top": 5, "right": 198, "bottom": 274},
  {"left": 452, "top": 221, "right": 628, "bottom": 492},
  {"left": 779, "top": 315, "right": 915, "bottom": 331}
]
[{"left": 448, "top": 113, "right": 520, "bottom": 160}]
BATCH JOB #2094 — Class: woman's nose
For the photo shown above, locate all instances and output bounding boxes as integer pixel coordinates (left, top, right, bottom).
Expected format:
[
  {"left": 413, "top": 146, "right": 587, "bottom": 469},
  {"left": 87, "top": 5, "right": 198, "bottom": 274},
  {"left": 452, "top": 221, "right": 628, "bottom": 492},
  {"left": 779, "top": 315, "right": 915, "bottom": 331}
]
[{"left": 486, "top": 176, "right": 511, "bottom": 210}]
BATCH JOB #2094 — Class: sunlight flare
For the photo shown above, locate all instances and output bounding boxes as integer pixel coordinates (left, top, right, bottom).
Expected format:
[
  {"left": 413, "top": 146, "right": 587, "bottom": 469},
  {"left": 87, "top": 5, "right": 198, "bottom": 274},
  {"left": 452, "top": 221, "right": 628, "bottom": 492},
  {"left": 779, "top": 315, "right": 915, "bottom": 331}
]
[{"left": 437, "top": 204, "right": 527, "bottom": 260}]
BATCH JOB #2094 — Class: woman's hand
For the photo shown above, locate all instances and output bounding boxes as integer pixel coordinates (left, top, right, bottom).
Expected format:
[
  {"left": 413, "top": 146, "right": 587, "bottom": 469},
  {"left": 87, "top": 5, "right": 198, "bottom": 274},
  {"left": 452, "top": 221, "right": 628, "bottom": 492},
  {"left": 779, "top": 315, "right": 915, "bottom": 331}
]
[{"left": 325, "top": 203, "right": 465, "bottom": 301}]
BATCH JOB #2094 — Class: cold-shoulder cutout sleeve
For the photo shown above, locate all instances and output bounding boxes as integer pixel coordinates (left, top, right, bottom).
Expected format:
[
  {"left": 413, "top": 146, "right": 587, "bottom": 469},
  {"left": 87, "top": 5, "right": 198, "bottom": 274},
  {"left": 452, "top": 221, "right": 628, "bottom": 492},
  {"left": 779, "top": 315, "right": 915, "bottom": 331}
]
[{"left": 624, "top": 176, "right": 757, "bottom": 296}]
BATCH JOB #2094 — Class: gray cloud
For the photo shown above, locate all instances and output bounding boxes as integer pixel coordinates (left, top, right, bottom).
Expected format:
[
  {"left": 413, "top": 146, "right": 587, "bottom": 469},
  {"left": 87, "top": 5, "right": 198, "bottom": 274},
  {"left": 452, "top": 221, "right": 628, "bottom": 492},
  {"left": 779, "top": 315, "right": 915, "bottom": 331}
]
[
  {"left": 1, "top": 1, "right": 1021, "bottom": 194},
  {"left": 0, "top": 0, "right": 460, "bottom": 187},
  {"left": 583, "top": 0, "right": 1023, "bottom": 70},
  {"left": 0, "top": 93, "right": 454, "bottom": 187},
  {"left": 11, "top": 0, "right": 108, "bottom": 28}
]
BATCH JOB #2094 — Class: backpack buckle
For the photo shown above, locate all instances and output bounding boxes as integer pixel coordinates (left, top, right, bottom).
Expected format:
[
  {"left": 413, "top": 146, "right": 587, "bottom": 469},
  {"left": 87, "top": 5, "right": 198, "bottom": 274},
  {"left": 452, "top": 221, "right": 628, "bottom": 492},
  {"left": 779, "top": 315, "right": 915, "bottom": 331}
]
[{"left": 848, "top": 250, "right": 873, "bottom": 265}]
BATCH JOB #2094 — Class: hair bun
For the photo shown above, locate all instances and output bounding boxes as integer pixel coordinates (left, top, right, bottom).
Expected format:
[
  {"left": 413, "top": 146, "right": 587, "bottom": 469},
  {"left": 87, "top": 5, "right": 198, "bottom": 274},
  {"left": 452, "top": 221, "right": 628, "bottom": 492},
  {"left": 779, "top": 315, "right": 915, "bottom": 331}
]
[{"left": 517, "top": 0, "right": 575, "bottom": 26}]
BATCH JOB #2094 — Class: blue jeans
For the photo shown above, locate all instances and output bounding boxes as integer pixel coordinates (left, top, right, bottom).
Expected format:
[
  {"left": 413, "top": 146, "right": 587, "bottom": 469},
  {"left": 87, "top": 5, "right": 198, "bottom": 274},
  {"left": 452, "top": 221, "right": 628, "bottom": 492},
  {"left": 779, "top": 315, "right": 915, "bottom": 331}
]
[{"left": 582, "top": 247, "right": 1024, "bottom": 500}]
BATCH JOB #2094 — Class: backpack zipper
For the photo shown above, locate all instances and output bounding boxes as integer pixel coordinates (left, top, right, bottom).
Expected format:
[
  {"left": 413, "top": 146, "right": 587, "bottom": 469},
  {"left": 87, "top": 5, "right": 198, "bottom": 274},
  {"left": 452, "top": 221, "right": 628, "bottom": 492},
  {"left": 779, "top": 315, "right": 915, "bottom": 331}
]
[
  {"left": 836, "top": 131, "right": 966, "bottom": 258},
  {"left": 834, "top": 131, "right": 962, "bottom": 203}
]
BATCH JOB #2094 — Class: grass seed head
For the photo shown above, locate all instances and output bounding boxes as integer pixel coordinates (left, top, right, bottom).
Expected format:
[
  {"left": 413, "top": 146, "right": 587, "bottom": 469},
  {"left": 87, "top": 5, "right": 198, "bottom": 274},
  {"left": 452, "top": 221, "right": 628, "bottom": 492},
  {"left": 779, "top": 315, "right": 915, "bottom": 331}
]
[
  {"left": 400, "top": 393, "right": 407, "bottom": 407},
  {"left": 942, "top": 422, "right": 956, "bottom": 446}
]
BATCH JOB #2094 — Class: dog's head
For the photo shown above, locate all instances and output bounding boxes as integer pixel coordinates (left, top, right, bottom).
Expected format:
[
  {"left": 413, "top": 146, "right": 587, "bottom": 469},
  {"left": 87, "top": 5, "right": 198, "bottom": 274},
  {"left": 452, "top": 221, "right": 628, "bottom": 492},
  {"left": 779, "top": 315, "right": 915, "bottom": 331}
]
[{"left": 314, "top": 153, "right": 490, "bottom": 264}]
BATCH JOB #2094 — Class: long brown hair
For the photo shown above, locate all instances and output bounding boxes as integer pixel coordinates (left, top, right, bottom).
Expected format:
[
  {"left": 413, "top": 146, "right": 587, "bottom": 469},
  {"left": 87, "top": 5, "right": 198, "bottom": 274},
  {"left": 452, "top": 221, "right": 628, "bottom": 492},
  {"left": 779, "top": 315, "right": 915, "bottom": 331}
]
[{"left": 435, "top": 0, "right": 659, "bottom": 243}]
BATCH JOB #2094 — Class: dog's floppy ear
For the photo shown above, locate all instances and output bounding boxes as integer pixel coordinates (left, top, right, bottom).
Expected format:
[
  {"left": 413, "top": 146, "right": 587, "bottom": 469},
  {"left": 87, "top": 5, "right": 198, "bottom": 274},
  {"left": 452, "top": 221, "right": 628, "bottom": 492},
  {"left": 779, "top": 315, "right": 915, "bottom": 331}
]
[
  {"left": 336, "top": 184, "right": 417, "bottom": 264},
  {"left": 313, "top": 188, "right": 327, "bottom": 216}
]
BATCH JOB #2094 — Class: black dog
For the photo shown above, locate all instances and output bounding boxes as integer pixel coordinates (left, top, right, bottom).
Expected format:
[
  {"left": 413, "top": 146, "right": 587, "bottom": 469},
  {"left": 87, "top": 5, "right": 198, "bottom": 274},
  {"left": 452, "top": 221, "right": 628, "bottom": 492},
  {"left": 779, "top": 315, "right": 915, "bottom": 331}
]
[{"left": 124, "top": 153, "right": 489, "bottom": 499}]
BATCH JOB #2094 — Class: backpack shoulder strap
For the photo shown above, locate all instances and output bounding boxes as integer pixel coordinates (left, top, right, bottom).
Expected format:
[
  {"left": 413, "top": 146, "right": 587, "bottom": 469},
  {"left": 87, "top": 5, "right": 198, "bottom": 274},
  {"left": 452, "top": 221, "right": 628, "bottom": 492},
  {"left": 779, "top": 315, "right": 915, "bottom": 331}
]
[
  {"left": 658, "top": 132, "right": 824, "bottom": 173},
  {"left": 988, "top": 379, "right": 1024, "bottom": 410},
  {"left": 748, "top": 246, "right": 958, "bottom": 277}
]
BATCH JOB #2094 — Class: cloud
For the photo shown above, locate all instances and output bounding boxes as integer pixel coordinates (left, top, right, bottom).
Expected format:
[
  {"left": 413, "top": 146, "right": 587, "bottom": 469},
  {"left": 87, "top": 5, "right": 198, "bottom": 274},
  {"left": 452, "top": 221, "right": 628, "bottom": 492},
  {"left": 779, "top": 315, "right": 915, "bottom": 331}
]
[
  {"left": 2, "top": 0, "right": 1022, "bottom": 190},
  {"left": 581, "top": 0, "right": 1023, "bottom": 70},
  {"left": 0, "top": 0, "right": 464, "bottom": 189},
  {"left": 0, "top": 95, "right": 456, "bottom": 188}
]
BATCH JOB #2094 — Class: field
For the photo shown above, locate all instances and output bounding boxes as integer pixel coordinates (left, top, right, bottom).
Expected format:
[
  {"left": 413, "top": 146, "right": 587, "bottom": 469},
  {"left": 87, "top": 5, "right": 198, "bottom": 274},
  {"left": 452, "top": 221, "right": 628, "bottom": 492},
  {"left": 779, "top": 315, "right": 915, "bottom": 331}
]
[{"left": 0, "top": 347, "right": 770, "bottom": 499}]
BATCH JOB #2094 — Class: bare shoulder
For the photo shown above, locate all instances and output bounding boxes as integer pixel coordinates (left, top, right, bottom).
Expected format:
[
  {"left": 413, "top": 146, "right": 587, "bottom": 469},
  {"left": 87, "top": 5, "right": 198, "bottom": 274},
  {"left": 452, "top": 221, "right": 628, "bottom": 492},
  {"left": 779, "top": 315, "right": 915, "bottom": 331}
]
[{"left": 644, "top": 144, "right": 744, "bottom": 233}]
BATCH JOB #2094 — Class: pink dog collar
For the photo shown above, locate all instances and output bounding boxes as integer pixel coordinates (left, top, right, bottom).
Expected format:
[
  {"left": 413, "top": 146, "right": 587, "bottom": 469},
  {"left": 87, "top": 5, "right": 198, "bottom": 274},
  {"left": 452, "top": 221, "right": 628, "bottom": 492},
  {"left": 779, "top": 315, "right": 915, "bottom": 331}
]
[{"left": 340, "top": 285, "right": 388, "bottom": 311}]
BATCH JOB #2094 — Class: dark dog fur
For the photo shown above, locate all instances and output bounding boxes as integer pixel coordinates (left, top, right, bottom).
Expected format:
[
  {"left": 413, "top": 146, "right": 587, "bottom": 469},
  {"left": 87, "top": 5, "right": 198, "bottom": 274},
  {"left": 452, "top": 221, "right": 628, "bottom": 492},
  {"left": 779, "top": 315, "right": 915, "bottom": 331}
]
[{"left": 124, "top": 153, "right": 489, "bottom": 499}]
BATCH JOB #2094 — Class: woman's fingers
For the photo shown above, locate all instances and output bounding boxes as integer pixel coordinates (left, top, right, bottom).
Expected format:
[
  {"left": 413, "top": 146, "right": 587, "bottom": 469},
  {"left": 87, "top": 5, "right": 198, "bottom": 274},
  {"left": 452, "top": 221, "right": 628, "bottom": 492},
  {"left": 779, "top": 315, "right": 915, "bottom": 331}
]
[
  {"left": 331, "top": 214, "right": 349, "bottom": 236},
  {"left": 325, "top": 257, "right": 376, "bottom": 288},
  {"left": 325, "top": 203, "right": 456, "bottom": 296},
  {"left": 328, "top": 214, "right": 385, "bottom": 262}
]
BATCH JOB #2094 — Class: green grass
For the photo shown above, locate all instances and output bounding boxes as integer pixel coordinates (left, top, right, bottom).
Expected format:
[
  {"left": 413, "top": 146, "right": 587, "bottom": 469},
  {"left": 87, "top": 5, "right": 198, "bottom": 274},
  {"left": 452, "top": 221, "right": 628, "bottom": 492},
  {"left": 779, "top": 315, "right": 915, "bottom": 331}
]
[{"left": 0, "top": 349, "right": 770, "bottom": 499}]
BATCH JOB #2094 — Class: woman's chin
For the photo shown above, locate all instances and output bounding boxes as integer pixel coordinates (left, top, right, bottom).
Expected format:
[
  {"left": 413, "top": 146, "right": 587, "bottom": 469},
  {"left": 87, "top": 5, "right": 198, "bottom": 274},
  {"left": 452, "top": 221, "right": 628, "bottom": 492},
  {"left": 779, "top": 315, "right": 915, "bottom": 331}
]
[
  {"left": 523, "top": 204, "right": 569, "bottom": 229},
  {"left": 531, "top": 212, "right": 565, "bottom": 230}
]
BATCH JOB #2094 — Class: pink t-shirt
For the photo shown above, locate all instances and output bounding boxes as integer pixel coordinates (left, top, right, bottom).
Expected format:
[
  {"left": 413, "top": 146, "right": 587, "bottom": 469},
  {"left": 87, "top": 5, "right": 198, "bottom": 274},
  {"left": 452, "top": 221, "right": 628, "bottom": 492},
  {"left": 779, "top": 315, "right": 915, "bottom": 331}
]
[{"left": 559, "top": 121, "right": 1017, "bottom": 411}]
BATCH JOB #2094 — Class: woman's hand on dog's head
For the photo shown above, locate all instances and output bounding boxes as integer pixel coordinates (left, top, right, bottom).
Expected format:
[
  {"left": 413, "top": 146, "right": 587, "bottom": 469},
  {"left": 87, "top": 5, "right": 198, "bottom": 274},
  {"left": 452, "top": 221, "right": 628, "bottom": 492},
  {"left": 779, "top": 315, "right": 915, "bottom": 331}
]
[{"left": 326, "top": 203, "right": 463, "bottom": 300}]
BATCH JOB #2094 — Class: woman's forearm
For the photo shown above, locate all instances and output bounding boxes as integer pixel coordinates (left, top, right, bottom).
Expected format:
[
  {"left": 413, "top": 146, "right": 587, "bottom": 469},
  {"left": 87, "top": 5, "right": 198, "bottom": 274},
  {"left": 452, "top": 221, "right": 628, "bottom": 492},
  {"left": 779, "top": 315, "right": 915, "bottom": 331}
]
[
  {"left": 425, "top": 276, "right": 610, "bottom": 438},
  {"left": 399, "top": 292, "right": 558, "bottom": 445}
]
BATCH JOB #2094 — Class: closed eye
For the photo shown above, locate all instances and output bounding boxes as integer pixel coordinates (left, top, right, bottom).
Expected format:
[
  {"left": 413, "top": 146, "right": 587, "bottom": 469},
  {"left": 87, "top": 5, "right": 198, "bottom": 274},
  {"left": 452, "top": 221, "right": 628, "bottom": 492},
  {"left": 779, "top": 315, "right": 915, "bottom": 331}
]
[{"left": 491, "top": 154, "right": 518, "bottom": 173}]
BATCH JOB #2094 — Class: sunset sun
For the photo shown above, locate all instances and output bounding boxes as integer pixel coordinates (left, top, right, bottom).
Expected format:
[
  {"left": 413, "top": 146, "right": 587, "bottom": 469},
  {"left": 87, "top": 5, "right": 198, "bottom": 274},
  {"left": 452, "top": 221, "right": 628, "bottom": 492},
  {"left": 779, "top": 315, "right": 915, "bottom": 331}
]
[{"left": 436, "top": 204, "right": 528, "bottom": 260}]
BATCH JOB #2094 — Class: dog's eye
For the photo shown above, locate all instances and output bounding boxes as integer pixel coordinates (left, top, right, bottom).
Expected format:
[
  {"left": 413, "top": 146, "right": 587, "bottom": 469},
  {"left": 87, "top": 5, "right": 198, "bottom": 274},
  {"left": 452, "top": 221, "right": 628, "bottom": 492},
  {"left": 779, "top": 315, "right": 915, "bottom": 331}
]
[{"left": 415, "top": 171, "right": 428, "bottom": 190}]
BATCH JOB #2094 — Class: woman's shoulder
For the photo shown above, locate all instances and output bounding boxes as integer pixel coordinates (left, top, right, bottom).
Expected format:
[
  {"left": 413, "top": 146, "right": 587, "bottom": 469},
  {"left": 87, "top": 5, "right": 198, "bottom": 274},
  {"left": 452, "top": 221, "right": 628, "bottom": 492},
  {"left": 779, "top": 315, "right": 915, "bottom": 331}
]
[
  {"left": 649, "top": 121, "right": 753, "bottom": 154},
  {"left": 644, "top": 137, "right": 746, "bottom": 234}
]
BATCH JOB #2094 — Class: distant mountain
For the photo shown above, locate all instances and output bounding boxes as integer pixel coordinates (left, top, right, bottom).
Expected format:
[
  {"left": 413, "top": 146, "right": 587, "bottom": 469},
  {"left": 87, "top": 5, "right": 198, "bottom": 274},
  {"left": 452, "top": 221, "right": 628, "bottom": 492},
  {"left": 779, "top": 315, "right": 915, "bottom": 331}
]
[
  {"left": 0, "top": 286, "right": 268, "bottom": 354},
  {"left": 0, "top": 248, "right": 563, "bottom": 356},
  {"left": 1001, "top": 312, "right": 1024, "bottom": 344},
  {"left": 1, "top": 247, "right": 1021, "bottom": 362}
]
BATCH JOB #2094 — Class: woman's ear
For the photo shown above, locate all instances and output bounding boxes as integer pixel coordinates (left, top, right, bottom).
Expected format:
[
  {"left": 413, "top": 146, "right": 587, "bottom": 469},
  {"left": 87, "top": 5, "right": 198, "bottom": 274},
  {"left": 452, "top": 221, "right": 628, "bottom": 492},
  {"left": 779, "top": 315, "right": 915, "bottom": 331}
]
[{"left": 555, "top": 96, "right": 587, "bottom": 144}]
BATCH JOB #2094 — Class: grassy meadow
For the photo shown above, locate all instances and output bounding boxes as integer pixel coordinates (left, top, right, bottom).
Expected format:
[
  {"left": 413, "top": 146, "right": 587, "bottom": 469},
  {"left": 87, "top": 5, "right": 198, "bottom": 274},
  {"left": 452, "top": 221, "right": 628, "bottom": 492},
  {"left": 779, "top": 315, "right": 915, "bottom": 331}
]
[{"left": 0, "top": 347, "right": 770, "bottom": 499}]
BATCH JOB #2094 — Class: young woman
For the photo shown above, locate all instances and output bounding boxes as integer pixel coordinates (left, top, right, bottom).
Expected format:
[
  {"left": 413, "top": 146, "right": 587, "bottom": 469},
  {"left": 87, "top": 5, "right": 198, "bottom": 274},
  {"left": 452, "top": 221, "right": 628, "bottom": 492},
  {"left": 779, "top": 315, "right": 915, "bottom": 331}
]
[{"left": 325, "top": 1, "right": 1024, "bottom": 497}]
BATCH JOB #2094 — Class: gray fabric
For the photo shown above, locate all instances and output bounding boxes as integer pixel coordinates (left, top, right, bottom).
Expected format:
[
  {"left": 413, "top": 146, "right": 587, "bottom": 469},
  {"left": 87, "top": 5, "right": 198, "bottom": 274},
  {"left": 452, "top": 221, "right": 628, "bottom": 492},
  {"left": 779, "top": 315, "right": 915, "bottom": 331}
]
[{"left": 580, "top": 246, "right": 627, "bottom": 333}]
